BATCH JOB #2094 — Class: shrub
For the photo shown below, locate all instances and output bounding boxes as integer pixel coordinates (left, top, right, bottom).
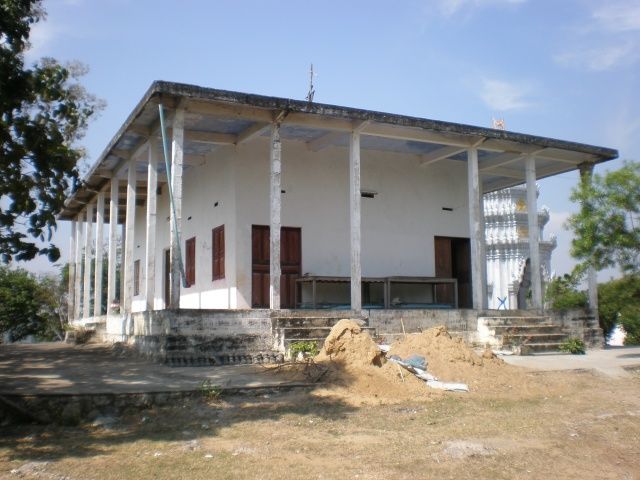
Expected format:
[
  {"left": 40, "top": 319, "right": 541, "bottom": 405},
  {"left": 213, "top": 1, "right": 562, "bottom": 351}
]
[{"left": 559, "top": 338, "right": 586, "bottom": 355}]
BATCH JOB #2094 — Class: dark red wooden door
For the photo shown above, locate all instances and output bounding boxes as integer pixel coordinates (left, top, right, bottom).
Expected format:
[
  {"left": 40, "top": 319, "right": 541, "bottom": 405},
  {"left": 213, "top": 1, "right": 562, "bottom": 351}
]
[
  {"left": 434, "top": 236, "right": 454, "bottom": 305},
  {"left": 163, "top": 248, "right": 170, "bottom": 307},
  {"left": 452, "top": 238, "right": 472, "bottom": 308},
  {"left": 281, "top": 227, "right": 302, "bottom": 308},
  {"left": 251, "top": 225, "right": 301, "bottom": 308},
  {"left": 434, "top": 236, "right": 472, "bottom": 308}
]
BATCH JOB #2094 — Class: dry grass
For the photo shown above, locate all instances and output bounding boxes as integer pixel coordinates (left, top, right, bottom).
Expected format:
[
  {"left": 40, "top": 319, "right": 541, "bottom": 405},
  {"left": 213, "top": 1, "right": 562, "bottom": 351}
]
[{"left": 1, "top": 369, "right": 639, "bottom": 480}]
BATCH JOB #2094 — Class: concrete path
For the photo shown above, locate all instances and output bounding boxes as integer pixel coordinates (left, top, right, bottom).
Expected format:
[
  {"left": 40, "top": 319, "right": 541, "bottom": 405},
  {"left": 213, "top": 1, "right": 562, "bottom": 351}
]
[
  {"left": 0, "top": 343, "right": 307, "bottom": 395},
  {"left": 502, "top": 346, "right": 640, "bottom": 378}
]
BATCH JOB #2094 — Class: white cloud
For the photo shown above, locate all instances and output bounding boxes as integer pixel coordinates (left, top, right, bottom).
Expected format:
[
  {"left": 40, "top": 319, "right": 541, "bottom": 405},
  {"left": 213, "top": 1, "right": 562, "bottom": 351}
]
[
  {"left": 25, "top": 19, "right": 60, "bottom": 61},
  {"left": 592, "top": 1, "right": 640, "bottom": 33},
  {"left": 555, "top": 1, "right": 640, "bottom": 72},
  {"left": 479, "top": 78, "right": 533, "bottom": 111},
  {"left": 434, "top": 0, "right": 526, "bottom": 17},
  {"left": 554, "top": 41, "right": 638, "bottom": 71}
]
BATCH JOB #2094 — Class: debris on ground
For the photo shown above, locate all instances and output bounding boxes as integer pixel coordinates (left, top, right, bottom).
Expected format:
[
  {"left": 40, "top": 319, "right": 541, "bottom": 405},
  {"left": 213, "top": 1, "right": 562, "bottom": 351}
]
[{"left": 312, "top": 320, "right": 526, "bottom": 403}]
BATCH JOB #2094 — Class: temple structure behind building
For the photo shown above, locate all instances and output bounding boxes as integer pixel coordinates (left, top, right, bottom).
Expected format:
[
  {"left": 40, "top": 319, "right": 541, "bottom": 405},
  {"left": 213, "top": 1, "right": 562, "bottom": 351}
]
[{"left": 484, "top": 186, "right": 557, "bottom": 310}]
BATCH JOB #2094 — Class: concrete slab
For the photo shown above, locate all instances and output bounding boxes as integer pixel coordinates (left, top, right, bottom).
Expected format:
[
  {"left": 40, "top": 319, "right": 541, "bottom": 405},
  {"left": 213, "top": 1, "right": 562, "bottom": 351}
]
[
  {"left": 0, "top": 343, "right": 308, "bottom": 396},
  {"left": 501, "top": 346, "right": 640, "bottom": 378}
]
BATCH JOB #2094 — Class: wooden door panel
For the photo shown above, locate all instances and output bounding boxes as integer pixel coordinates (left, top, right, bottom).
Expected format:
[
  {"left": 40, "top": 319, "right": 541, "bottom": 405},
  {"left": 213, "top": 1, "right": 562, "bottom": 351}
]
[
  {"left": 163, "top": 249, "right": 170, "bottom": 308},
  {"left": 434, "top": 236, "right": 454, "bottom": 305},
  {"left": 453, "top": 239, "right": 472, "bottom": 308},
  {"left": 252, "top": 225, "right": 301, "bottom": 309}
]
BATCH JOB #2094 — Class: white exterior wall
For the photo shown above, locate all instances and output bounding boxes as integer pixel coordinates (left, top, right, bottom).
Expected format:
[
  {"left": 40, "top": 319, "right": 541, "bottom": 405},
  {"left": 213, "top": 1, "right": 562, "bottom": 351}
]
[
  {"left": 234, "top": 138, "right": 470, "bottom": 308},
  {"left": 131, "top": 146, "right": 237, "bottom": 312},
  {"left": 128, "top": 137, "right": 472, "bottom": 311}
]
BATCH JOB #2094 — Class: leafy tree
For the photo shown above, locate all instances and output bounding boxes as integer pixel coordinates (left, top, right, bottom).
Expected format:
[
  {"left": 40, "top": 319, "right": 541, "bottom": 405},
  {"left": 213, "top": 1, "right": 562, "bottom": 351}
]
[
  {"left": 0, "top": 265, "right": 66, "bottom": 341},
  {"left": 545, "top": 274, "right": 588, "bottom": 311},
  {"left": 568, "top": 161, "right": 640, "bottom": 275},
  {"left": 598, "top": 276, "right": 640, "bottom": 345},
  {"left": 1, "top": 0, "right": 102, "bottom": 263}
]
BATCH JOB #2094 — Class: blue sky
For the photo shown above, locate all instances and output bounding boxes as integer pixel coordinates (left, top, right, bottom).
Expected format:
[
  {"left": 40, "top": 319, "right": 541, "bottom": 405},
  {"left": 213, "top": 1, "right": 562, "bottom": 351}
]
[{"left": 20, "top": 0, "right": 640, "bottom": 279}]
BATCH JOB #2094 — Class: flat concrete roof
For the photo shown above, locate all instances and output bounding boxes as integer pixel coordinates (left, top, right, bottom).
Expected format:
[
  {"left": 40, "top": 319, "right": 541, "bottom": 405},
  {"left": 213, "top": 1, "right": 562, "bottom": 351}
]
[{"left": 60, "top": 80, "right": 618, "bottom": 222}]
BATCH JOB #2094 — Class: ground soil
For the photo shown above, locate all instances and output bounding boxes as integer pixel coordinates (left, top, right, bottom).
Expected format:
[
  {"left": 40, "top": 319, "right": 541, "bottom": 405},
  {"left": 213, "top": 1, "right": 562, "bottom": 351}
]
[
  {"left": 1, "top": 369, "right": 639, "bottom": 480},
  {"left": 1, "top": 326, "right": 639, "bottom": 479}
]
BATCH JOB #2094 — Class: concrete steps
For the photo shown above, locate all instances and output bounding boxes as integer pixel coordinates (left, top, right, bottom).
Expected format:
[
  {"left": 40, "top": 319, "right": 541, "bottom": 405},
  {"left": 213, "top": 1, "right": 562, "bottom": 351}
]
[
  {"left": 272, "top": 315, "right": 374, "bottom": 356},
  {"left": 478, "top": 315, "right": 570, "bottom": 355}
]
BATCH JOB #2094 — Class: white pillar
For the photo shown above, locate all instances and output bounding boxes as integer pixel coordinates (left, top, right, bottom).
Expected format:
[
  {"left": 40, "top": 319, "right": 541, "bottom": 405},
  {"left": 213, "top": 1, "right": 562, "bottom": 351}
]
[
  {"left": 107, "top": 178, "right": 119, "bottom": 313},
  {"left": 123, "top": 161, "right": 136, "bottom": 313},
  {"left": 579, "top": 163, "right": 598, "bottom": 314},
  {"left": 120, "top": 223, "right": 126, "bottom": 309},
  {"left": 269, "top": 123, "right": 282, "bottom": 310},
  {"left": 68, "top": 220, "right": 76, "bottom": 320},
  {"left": 480, "top": 194, "right": 488, "bottom": 308},
  {"left": 467, "top": 148, "right": 486, "bottom": 309},
  {"left": 73, "top": 215, "right": 83, "bottom": 320},
  {"left": 93, "top": 191, "right": 105, "bottom": 316},
  {"left": 525, "top": 156, "right": 542, "bottom": 309},
  {"left": 169, "top": 108, "right": 184, "bottom": 309},
  {"left": 145, "top": 143, "right": 158, "bottom": 311},
  {"left": 349, "top": 130, "right": 362, "bottom": 311},
  {"left": 82, "top": 203, "right": 94, "bottom": 318}
]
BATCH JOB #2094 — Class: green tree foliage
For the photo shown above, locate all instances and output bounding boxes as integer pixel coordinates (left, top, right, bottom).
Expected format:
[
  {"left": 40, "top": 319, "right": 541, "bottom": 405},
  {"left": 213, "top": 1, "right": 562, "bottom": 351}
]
[
  {"left": 598, "top": 276, "right": 640, "bottom": 345},
  {"left": 0, "top": 265, "right": 66, "bottom": 341},
  {"left": 1, "top": 0, "right": 102, "bottom": 262},
  {"left": 568, "top": 161, "right": 640, "bottom": 275},
  {"left": 545, "top": 274, "right": 588, "bottom": 310}
]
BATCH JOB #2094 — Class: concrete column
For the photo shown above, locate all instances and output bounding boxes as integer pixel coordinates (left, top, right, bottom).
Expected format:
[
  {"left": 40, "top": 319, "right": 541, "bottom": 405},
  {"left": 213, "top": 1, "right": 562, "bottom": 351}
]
[
  {"left": 82, "top": 203, "right": 94, "bottom": 318},
  {"left": 73, "top": 215, "right": 83, "bottom": 320},
  {"left": 269, "top": 123, "right": 282, "bottom": 310},
  {"left": 479, "top": 194, "right": 488, "bottom": 308},
  {"left": 120, "top": 223, "right": 126, "bottom": 309},
  {"left": 169, "top": 108, "right": 184, "bottom": 309},
  {"left": 579, "top": 163, "right": 598, "bottom": 314},
  {"left": 93, "top": 191, "right": 105, "bottom": 316},
  {"left": 349, "top": 130, "right": 362, "bottom": 311},
  {"left": 145, "top": 143, "right": 158, "bottom": 311},
  {"left": 525, "top": 156, "right": 543, "bottom": 309},
  {"left": 123, "top": 161, "right": 136, "bottom": 313},
  {"left": 107, "top": 178, "right": 119, "bottom": 313},
  {"left": 68, "top": 220, "right": 76, "bottom": 321},
  {"left": 467, "top": 148, "right": 487, "bottom": 309}
]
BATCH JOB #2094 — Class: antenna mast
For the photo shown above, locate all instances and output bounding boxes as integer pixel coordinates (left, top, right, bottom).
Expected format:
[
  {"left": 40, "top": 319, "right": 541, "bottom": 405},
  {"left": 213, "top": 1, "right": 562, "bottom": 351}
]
[{"left": 306, "top": 63, "right": 315, "bottom": 103}]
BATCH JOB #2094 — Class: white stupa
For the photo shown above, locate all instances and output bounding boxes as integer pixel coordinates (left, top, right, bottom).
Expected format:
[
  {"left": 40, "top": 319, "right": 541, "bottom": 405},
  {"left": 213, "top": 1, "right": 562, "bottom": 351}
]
[{"left": 484, "top": 186, "right": 557, "bottom": 309}]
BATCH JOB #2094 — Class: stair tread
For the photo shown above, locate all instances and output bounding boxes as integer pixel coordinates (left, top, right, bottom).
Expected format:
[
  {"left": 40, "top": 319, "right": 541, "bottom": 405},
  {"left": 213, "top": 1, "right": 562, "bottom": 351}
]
[
  {"left": 502, "top": 332, "right": 567, "bottom": 337},
  {"left": 281, "top": 326, "right": 375, "bottom": 331}
]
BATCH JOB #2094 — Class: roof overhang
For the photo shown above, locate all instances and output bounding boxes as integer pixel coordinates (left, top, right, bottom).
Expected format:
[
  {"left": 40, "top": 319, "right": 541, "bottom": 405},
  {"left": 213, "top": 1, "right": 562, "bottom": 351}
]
[{"left": 60, "top": 80, "right": 618, "bottom": 222}]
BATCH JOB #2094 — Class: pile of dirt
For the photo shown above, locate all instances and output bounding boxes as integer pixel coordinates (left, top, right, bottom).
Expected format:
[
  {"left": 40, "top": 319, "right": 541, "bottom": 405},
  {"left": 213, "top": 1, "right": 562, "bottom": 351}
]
[
  {"left": 388, "top": 326, "right": 503, "bottom": 383},
  {"left": 315, "top": 320, "right": 385, "bottom": 368},
  {"left": 314, "top": 321, "right": 532, "bottom": 404}
]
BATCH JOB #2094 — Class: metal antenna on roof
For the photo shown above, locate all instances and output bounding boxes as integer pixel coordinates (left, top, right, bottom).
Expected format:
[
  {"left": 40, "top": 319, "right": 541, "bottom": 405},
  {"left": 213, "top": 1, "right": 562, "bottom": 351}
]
[{"left": 306, "top": 63, "right": 316, "bottom": 103}]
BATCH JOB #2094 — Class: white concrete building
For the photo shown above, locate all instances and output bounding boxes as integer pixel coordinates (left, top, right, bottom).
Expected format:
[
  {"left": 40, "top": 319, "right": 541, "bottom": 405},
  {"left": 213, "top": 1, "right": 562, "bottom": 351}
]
[
  {"left": 484, "top": 186, "right": 557, "bottom": 310},
  {"left": 60, "top": 81, "right": 616, "bottom": 333}
]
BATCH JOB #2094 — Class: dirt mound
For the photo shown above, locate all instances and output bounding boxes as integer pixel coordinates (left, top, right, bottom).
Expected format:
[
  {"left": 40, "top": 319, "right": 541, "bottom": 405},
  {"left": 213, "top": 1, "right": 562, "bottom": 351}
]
[
  {"left": 389, "top": 325, "right": 489, "bottom": 380},
  {"left": 313, "top": 322, "right": 530, "bottom": 403},
  {"left": 316, "top": 320, "right": 385, "bottom": 368}
]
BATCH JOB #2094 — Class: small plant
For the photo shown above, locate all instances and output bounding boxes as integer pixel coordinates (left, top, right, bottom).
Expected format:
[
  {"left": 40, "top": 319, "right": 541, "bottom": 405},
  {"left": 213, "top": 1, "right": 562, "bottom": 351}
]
[
  {"left": 71, "top": 327, "right": 94, "bottom": 345},
  {"left": 199, "top": 380, "right": 223, "bottom": 400},
  {"left": 559, "top": 338, "right": 586, "bottom": 355},
  {"left": 289, "top": 340, "right": 319, "bottom": 360}
]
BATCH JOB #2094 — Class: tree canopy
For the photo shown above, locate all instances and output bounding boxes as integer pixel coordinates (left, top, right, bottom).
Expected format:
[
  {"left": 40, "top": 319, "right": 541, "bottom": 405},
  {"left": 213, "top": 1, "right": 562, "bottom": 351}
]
[
  {"left": 0, "top": 0, "right": 102, "bottom": 262},
  {"left": 568, "top": 161, "right": 640, "bottom": 275},
  {"left": 0, "top": 265, "right": 67, "bottom": 341}
]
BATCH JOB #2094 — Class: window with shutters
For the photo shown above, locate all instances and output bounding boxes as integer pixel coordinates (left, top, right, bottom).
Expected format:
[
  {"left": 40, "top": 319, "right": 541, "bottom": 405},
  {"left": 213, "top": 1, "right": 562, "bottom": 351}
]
[
  {"left": 185, "top": 237, "right": 196, "bottom": 287},
  {"left": 134, "top": 259, "right": 140, "bottom": 296},
  {"left": 212, "top": 225, "right": 225, "bottom": 280}
]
